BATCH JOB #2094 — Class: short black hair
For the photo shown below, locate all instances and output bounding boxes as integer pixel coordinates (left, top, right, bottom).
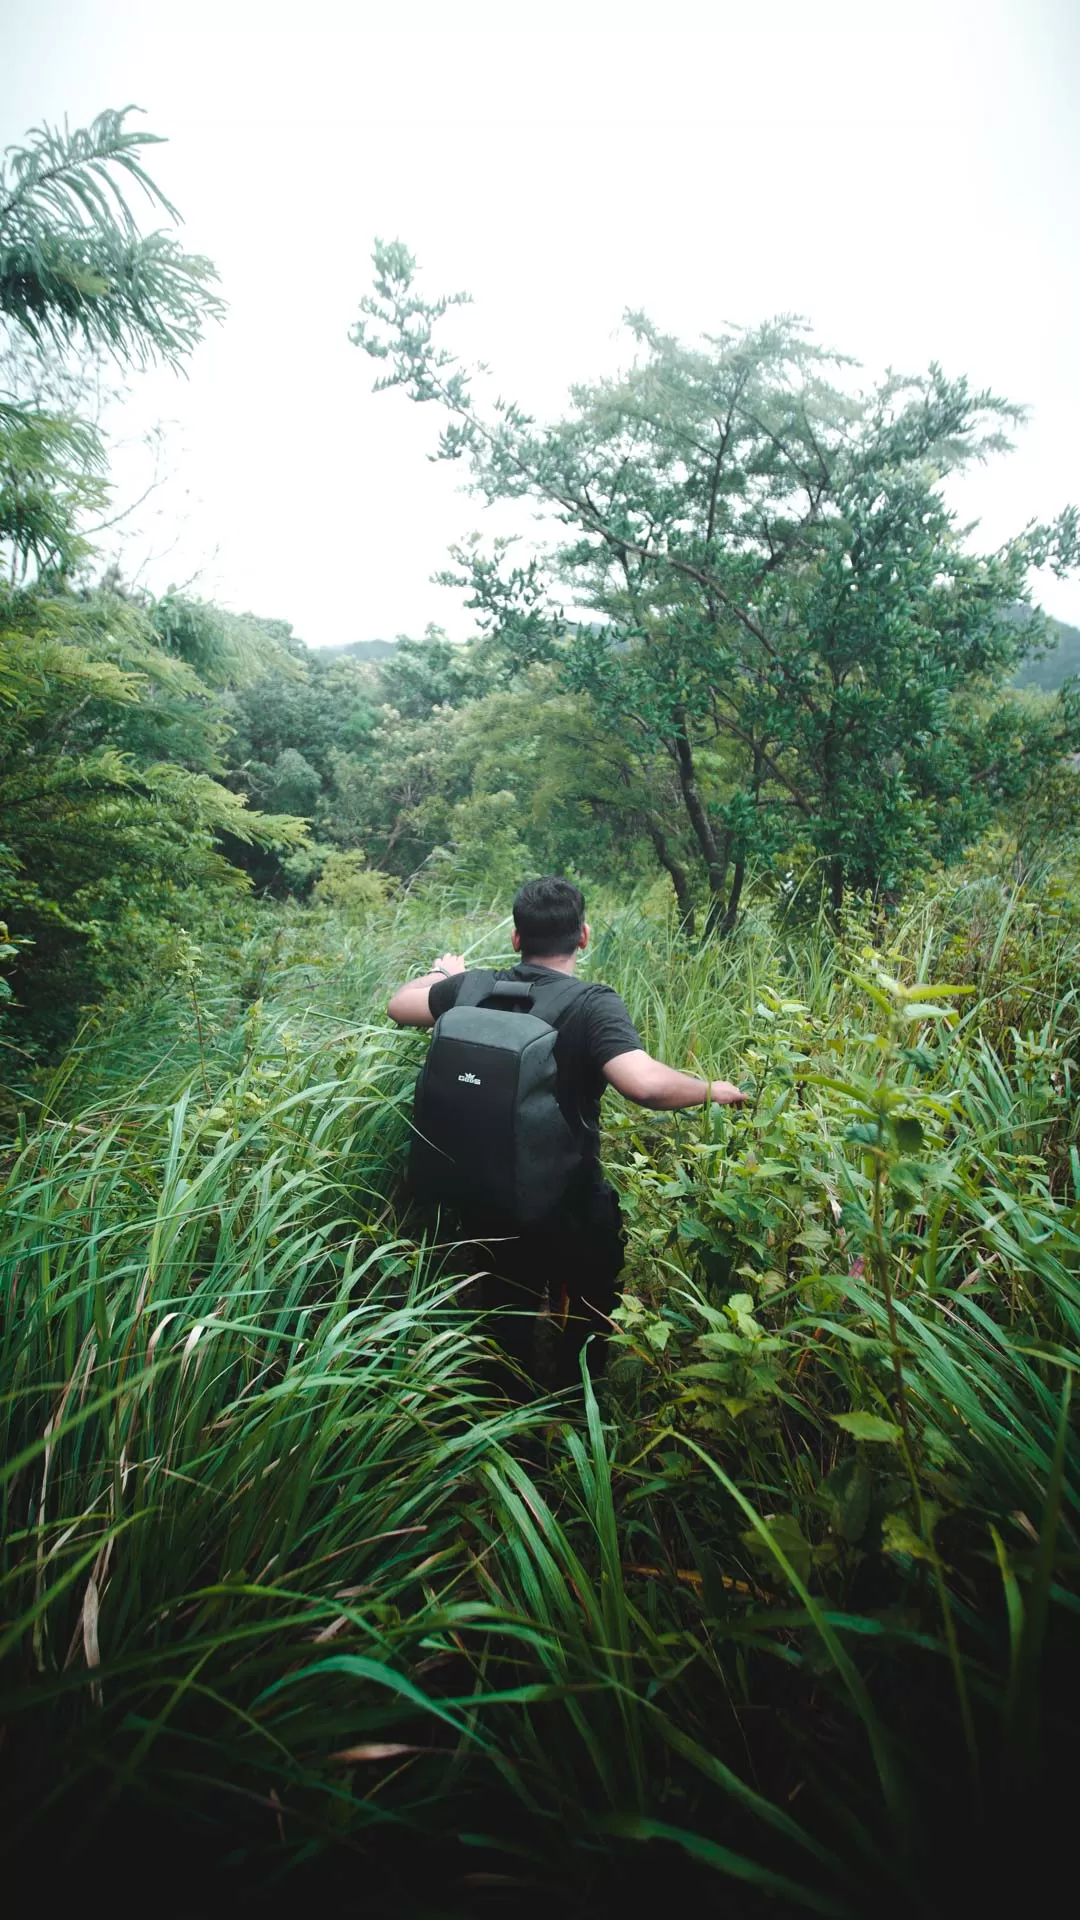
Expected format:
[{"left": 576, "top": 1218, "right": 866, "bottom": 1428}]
[{"left": 513, "top": 876, "right": 585, "bottom": 958}]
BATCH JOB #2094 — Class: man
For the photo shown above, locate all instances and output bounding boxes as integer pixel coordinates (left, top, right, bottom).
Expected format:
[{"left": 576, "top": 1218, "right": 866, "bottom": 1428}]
[{"left": 387, "top": 876, "right": 745, "bottom": 1386}]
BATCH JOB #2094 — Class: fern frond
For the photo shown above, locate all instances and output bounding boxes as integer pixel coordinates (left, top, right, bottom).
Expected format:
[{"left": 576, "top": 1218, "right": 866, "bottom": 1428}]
[
  {"left": 0, "top": 108, "right": 177, "bottom": 231},
  {"left": 0, "top": 108, "right": 224, "bottom": 366},
  {"left": 138, "top": 763, "right": 311, "bottom": 849},
  {"left": 0, "top": 630, "right": 142, "bottom": 714}
]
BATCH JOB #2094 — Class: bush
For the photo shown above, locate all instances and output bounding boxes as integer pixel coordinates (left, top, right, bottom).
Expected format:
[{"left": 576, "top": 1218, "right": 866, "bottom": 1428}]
[{"left": 311, "top": 850, "right": 397, "bottom": 916}]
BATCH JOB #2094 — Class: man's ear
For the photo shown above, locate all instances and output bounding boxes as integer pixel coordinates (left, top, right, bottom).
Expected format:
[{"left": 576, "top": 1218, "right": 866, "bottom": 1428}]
[
  {"left": 579, "top": 922, "right": 590, "bottom": 951},
  {"left": 510, "top": 927, "right": 522, "bottom": 952}
]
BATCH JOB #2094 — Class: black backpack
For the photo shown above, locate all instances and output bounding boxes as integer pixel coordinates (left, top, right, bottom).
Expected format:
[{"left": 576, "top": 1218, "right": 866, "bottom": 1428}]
[{"left": 409, "top": 970, "right": 591, "bottom": 1223}]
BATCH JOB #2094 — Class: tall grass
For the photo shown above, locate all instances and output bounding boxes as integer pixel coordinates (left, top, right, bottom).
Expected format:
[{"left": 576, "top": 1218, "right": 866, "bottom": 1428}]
[{"left": 2, "top": 862, "right": 1078, "bottom": 1912}]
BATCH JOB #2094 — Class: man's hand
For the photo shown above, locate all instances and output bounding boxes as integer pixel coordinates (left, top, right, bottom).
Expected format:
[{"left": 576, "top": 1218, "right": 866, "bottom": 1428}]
[
  {"left": 709, "top": 1079, "right": 747, "bottom": 1105},
  {"left": 387, "top": 954, "right": 467, "bottom": 1027}
]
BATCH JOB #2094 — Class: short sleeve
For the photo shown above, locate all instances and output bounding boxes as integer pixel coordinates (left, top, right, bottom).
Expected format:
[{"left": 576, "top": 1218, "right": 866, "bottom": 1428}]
[
  {"left": 579, "top": 986, "right": 643, "bottom": 1068},
  {"left": 427, "top": 972, "right": 465, "bottom": 1021}
]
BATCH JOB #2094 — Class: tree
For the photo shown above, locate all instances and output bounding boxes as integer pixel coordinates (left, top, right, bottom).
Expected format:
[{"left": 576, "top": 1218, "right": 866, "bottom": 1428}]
[
  {"left": 416, "top": 672, "right": 669, "bottom": 901},
  {"left": 325, "top": 704, "right": 465, "bottom": 873},
  {"left": 0, "top": 110, "right": 303, "bottom": 1054},
  {"left": 0, "top": 587, "right": 305, "bottom": 1050},
  {"left": 0, "top": 107, "right": 221, "bottom": 368},
  {"left": 251, "top": 747, "right": 322, "bottom": 817},
  {"left": 226, "top": 649, "right": 376, "bottom": 781},
  {"left": 353, "top": 243, "right": 1079, "bottom": 926},
  {"left": 1, "top": 108, "right": 223, "bottom": 594},
  {"left": 373, "top": 629, "right": 487, "bottom": 719},
  {"left": 0, "top": 404, "right": 107, "bottom": 582}
]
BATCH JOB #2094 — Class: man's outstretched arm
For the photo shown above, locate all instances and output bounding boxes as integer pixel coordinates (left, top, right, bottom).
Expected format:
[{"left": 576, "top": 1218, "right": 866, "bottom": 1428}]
[
  {"left": 603, "top": 1049, "right": 745, "bottom": 1110},
  {"left": 387, "top": 953, "right": 465, "bottom": 1027}
]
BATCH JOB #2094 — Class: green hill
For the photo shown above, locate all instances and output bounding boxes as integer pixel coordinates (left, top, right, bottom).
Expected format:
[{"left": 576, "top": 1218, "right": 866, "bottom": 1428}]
[
  {"left": 315, "top": 638, "right": 400, "bottom": 661},
  {"left": 1014, "top": 615, "right": 1080, "bottom": 691}
]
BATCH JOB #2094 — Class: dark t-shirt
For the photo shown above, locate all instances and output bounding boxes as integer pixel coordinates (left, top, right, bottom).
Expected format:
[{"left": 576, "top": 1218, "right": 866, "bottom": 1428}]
[{"left": 427, "top": 962, "right": 642, "bottom": 1177}]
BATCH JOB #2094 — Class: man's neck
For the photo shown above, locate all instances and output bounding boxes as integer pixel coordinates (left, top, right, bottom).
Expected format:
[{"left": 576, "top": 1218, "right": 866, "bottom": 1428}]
[{"left": 520, "top": 951, "right": 577, "bottom": 975}]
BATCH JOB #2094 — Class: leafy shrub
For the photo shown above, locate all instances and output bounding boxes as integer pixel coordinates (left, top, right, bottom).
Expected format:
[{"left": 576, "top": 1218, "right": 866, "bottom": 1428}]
[{"left": 311, "top": 850, "right": 396, "bottom": 915}]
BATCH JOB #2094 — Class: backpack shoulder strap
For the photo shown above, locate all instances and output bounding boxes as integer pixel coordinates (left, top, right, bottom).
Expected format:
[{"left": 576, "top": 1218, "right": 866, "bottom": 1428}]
[
  {"left": 529, "top": 974, "right": 596, "bottom": 1029},
  {"left": 453, "top": 968, "right": 499, "bottom": 1009}
]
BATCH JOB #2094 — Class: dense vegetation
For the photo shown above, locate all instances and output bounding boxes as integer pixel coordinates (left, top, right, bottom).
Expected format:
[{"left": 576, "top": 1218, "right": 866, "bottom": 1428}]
[{"left": 2, "top": 111, "right": 1079, "bottom": 1914}]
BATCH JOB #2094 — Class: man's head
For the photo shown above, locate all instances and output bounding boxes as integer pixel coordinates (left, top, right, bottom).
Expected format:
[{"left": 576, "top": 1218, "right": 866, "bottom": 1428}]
[{"left": 511, "top": 876, "right": 587, "bottom": 960}]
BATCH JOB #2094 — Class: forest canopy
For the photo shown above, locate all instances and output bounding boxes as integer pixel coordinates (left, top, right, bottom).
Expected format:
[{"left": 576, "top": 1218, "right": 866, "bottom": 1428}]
[{"left": 3, "top": 117, "right": 1079, "bottom": 1054}]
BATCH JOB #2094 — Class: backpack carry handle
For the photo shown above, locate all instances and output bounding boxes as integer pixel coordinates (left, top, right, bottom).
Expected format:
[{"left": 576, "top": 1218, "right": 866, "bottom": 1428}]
[
  {"left": 454, "top": 969, "right": 534, "bottom": 1012},
  {"left": 483, "top": 981, "right": 534, "bottom": 1007},
  {"left": 453, "top": 970, "right": 591, "bottom": 1021}
]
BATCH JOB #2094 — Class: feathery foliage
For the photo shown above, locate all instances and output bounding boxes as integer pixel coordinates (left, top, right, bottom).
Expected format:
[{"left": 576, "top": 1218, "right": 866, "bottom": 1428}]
[{"left": 0, "top": 107, "right": 222, "bottom": 367}]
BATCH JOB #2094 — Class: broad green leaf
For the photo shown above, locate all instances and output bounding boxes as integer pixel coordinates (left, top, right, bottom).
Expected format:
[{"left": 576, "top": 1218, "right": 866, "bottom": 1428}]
[
  {"left": 889, "top": 1159, "right": 927, "bottom": 1211},
  {"left": 741, "top": 1512, "right": 813, "bottom": 1585},
  {"left": 696, "top": 1329, "right": 746, "bottom": 1353},
  {"left": 891, "top": 1114, "right": 924, "bottom": 1153},
  {"left": 896, "top": 982, "right": 975, "bottom": 998},
  {"left": 881, "top": 1514, "right": 934, "bottom": 1561},
  {"left": 677, "top": 1216, "right": 714, "bottom": 1243},
  {"left": 830, "top": 1412, "right": 902, "bottom": 1444}
]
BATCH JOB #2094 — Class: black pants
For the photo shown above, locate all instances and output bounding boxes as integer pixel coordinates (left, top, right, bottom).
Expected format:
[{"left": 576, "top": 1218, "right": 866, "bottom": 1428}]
[{"left": 455, "top": 1177, "right": 625, "bottom": 1390}]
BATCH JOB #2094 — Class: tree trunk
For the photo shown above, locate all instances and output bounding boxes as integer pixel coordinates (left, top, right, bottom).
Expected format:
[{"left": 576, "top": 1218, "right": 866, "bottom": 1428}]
[
  {"left": 828, "top": 858, "right": 844, "bottom": 921},
  {"left": 671, "top": 708, "right": 729, "bottom": 914},
  {"left": 715, "top": 859, "right": 745, "bottom": 937},
  {"left": 646, "top": 818, "right": 695, "bottom": 934}
]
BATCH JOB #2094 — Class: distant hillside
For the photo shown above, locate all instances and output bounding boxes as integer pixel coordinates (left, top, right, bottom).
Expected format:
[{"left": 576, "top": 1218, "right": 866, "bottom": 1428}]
[
  {"left": 1014, "top": 616, "right": 1080, "bottom": 692},
  {"left": 315, "top": 639, "right": 400, "bottom": 661},
  {"left": 307, "top": 622, "right": 1080, "bottom": 685}
]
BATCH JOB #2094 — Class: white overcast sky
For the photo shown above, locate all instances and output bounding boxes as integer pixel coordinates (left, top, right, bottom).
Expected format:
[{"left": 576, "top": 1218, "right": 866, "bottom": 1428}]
[{"left": 3, "top": 0, "right": 1079, "bottom": 645}]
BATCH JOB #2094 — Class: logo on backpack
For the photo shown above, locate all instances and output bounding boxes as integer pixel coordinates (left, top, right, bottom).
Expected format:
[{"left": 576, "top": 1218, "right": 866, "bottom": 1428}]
[{"left": 457, "top": 1071, "right": 482, "bottom": 1085}]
